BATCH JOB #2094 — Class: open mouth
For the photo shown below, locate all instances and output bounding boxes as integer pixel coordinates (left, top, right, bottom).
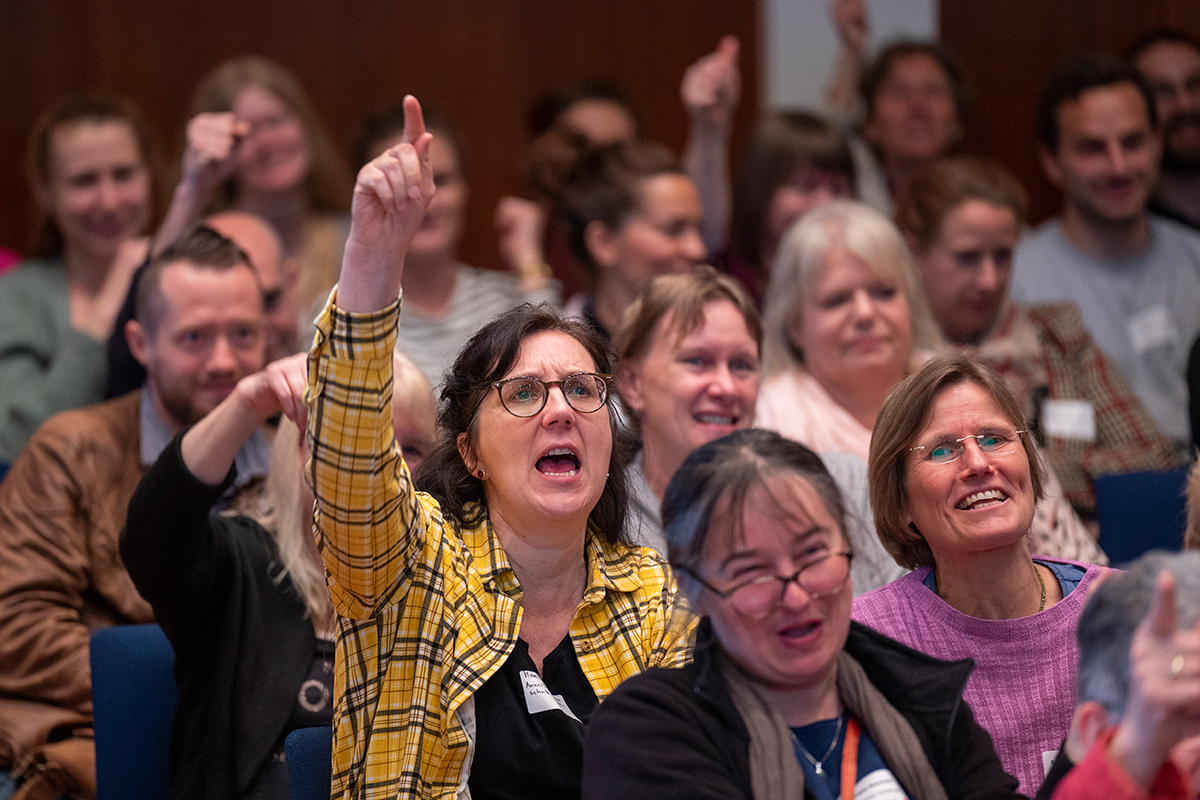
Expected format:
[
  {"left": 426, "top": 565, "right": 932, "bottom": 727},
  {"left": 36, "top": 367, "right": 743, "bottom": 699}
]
[
  {"left": 694, "top": 412, "right": 737, "bottom": 427},
  {"left": 536, "top": 447, "right": 580, "bottom": 477},
  {"left": 956, "top": 489, "right": 1008, "bottom": 510},
  {"left": 779, "top": 620, "right": 821, "bottom": 640}
]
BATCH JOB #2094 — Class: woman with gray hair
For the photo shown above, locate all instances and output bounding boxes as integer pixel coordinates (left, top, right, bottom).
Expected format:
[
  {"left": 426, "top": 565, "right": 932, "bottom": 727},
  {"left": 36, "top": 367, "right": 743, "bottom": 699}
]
[
  {"left": 582, "top": 428, "right": 1021, "bottom": 799},
  {"left": 755, "top": 200, "right": 940, "bottom": 458}
]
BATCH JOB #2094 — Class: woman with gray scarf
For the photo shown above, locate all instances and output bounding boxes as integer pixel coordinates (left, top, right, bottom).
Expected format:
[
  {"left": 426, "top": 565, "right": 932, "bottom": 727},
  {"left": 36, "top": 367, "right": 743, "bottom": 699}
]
[{"left": 582, "top": 429, "right": 1024, "bottom": 800}]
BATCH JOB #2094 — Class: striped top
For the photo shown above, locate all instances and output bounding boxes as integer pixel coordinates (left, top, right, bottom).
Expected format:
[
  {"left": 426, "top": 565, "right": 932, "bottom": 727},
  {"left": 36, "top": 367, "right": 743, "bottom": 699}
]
[{"left": 306, "top": 293, "right": 694, "bottom": 799}]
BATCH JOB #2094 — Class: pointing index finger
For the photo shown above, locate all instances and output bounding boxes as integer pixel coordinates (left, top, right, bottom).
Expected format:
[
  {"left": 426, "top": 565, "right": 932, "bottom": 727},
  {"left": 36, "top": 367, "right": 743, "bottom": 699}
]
[{"left": 403, "top": 95, "right": 426, "bottom": 145}]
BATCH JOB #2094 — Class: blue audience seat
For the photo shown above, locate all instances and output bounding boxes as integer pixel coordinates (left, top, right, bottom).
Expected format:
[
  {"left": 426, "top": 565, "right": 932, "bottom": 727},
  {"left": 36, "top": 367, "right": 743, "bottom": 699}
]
[
  {"left": 90, "top": 624, "right": 176, "bottom": 800},
  {"left": 286, "top": 726, "right": 333, "bottom": 800},
  {"left": 1094, "top": 467, "right": 1189, "bottom": 566}
]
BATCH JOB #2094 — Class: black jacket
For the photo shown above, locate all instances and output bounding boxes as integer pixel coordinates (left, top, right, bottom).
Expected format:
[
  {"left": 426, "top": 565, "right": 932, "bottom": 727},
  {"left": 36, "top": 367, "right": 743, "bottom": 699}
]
[
  {"left": 121, "top": 435, "right": 317, "bottom": 800},
  {"left": 582, "top": 619, "right": 1024, "bottom": 800}
]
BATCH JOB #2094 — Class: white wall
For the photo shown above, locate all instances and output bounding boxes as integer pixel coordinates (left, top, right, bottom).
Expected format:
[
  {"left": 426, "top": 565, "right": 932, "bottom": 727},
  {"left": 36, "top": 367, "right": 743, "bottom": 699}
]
[{"left": 763, "top": 0, "right": 939, "bottom": 112}]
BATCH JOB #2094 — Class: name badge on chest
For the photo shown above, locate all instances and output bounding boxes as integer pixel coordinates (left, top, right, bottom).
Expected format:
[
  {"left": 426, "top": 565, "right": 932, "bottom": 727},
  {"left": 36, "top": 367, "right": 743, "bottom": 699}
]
[{"left": 520, "top": 670, "right": 581, "bottom": 722}]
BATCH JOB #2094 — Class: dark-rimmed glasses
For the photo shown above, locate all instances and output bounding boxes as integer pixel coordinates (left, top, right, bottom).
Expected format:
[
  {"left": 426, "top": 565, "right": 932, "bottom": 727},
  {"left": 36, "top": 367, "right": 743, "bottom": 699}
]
[
  {"left": 490, "top": 373, "right": 612, "bottom": 418},
  {"left": 679, "top": 551, "right": 853, "bottom": 619}
]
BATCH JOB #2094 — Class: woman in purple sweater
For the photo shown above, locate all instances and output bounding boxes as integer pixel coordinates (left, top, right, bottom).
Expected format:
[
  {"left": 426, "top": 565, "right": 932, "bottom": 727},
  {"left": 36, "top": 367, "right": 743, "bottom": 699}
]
[{"left": 853, "top": 353, "right": 1105, "bottom": 796}]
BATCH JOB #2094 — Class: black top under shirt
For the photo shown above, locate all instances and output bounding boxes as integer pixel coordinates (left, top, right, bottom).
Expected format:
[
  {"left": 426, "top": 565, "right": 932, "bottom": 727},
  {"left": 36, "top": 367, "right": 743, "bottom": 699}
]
[{"left": 468, "top": 634, "right": 599, "bottom": 800}]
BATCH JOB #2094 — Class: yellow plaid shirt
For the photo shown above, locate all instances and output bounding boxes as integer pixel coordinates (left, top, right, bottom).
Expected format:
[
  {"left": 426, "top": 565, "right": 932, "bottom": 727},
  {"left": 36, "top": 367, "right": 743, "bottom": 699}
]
[{"left": 306, "top": 294, "right": 696, "bottom": 800}]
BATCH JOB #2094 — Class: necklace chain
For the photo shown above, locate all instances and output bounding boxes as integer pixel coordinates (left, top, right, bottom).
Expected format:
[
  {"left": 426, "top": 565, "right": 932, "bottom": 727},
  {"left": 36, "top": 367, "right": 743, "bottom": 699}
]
[
  {"left": 1033, "top": 561, "right": 1046, "bottom": 613},
  {"left": 789, "top": 712, "right": 844, "bottom": 777}
]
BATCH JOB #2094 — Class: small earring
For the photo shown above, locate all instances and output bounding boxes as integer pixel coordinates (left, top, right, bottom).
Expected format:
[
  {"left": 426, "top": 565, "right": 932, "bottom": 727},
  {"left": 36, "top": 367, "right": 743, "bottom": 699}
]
[{"left": 476, "top": 469, "right": 486, "bottom": 479}]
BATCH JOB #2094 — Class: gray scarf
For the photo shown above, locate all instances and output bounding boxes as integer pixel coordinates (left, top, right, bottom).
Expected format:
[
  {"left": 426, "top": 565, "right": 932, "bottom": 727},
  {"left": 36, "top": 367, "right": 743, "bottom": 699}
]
[{"left": 720, "top": 650, "right": 949, "bottom": 800}]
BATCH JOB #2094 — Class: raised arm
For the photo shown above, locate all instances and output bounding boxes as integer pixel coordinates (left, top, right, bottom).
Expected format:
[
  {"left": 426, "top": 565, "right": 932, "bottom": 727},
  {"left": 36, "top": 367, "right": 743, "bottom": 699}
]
[
  {"left": 307, "top": 96, "right": 436, "bottom": 619},
  {"left": 825, "top": 0, "right": 869, "bottom": 123},
  {"left": 336, "top": 95, "right": 435, "bottom": 312},
  {"left": 682, "top": 36, "right": 740, "bottom": 255},
  {"left": 152, "top": 113, "right": 247, "bottom": 255}
]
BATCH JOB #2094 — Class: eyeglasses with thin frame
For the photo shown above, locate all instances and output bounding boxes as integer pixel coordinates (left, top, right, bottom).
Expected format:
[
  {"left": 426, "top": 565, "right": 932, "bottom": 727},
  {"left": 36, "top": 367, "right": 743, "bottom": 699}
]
[
  {"left": 679, "top": 551, "right": 853, "bottom": 619},
  {"left": 909, "top": 429, "right": 1027, "bottom": 465},
  {"left": 490, "top": 373, "right": 612, "bottom": 418}
]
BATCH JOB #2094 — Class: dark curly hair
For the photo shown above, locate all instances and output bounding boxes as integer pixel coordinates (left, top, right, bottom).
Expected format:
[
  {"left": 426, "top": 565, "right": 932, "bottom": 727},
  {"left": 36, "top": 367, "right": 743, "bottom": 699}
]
[{"left": 413, "top": 303, "right": 636, "bottom": 544}]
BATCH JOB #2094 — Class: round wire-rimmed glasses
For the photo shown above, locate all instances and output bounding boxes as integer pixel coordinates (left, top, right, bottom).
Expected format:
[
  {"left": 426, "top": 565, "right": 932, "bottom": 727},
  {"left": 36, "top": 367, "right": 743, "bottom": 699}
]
[
  {"left": 908, "top": 429, "right": 1027, "bottom": 465},
  {"left": 490, "top": 373, "right": 612, "bottom": 417},
  {"left": 679, "top": 551, "right": 853, "bottom": 619}
]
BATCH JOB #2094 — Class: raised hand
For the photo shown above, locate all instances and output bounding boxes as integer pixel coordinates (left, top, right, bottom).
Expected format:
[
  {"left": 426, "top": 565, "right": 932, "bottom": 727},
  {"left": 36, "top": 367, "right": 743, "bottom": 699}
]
[
  {"left": 831, "top": 0, "right": 869, "bottom": 54},
  {"left": 180, "top": 352, "right": 310, "bottom": 484},
  {"left": 1110, "top": 571, "right": 1200, "bottom": 790},
  {"left": 681, "top": 35, "right": 741, "bottom": 134},
  {"left": 182, "top": 112, "right": 247, "bottom": 198},
  {"left": 339, "top": 95, "right": 435, "bottom": 312}
]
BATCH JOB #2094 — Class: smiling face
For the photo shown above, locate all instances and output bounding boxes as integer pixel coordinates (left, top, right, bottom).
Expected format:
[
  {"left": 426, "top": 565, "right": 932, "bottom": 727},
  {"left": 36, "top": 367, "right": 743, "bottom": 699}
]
[
  {"left": 130, "top": 261, "right": 266, "bottom": 429},
  {"left": 694, "top": 474, "right": 852, "bottom": 697},
  {"left": 1136, "top": 40, "right": 1200, "bottom": 170},
  {"left": 622, "top": 299, "right": 759, "bottom": 468},
  {"left": 791, "top": 246, "right": 911, "bottom": 395},
  {"left": 232, "top": 84, "right": 310, "bottom": 197},
  {"left": 462, "top": 330, "right": 613, "bottom": 533},
  {"left": 1041, "top": 82, "right": 1160, "bottom": 228},
  {"left": 864, "top": 53, "right": 960, "bottom": 166},
  {"left": 38, "top": 119, "right": 151, "bottom": 266},
  {"left": 914, "top": 200, "right": 1018, "bottom": 345},
  {"left": 593, "top": 173, "right": 707, "bottom": 292},
  {"left": 902, "top": 381, "right": 1035, "bottom": 565}
]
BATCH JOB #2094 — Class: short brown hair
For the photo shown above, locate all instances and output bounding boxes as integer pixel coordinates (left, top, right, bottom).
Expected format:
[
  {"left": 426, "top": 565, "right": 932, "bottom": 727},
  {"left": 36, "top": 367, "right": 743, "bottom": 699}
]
[
  {"left": 860, "top": 41, "right": 973, "bottom": 120},
  {"left": 135, "top": 225, "right": 259, "bottom": 334},
  {"left": 615, "top": 265, "right": 762, "bottom": 364},
  {"left": 868, "top": 352, "right": 1046, "bottom": 569},
  {"left": 895, "top": 156, "right": 1029, "bottom": 250}
]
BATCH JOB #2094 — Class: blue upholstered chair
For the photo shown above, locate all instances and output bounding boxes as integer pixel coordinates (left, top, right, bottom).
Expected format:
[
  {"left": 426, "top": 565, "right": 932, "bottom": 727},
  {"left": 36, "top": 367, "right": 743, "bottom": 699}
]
[
  {"left": 285, "top": 726, "right": 333, "bottom": 800},
  {"left": 90, "top": 624, "right": 176, "bottom": 800}
]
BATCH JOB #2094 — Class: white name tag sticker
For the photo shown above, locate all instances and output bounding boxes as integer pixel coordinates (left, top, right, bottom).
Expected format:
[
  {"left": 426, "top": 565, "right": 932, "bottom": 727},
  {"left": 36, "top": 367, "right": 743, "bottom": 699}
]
[
  {"left": 1128, "top": 304, "right": 1178, "bottom": 354},
  {"left": 853, "top": 768, "right": 908, "bottom": 800},
  {"left": 520, "top": 670, "right": 581, "bottom": 722},
  {"left": 1041, "top": 399, "right": 1096, "bottom": 442},
  {"left": 1043, "top": 748, "right": 1060, "bottom": 776}
]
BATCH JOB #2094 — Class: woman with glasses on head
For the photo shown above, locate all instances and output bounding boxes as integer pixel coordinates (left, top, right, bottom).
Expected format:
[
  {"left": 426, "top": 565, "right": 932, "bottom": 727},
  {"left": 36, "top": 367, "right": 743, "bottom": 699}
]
[
  {"left": 853, "top": 352, "right": 1107, "bottom": 796},
  {"left": 304, "top": 97, "right": 693, "bottom": 800},
  {"left": 582, "top": 428, "right": 1021, "bottom": 799}
]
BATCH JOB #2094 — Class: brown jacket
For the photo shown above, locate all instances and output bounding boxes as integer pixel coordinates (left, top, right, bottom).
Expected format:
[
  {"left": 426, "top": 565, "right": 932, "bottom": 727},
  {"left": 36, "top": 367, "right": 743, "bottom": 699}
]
[{"left": 0, "top": 391, "right": 153, "bottom": 795}]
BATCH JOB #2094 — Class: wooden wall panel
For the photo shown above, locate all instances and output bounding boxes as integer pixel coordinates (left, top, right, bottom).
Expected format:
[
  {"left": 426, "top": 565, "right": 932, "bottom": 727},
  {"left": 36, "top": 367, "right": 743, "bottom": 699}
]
[
  {"left": 941, "top": 0, "right": 1200, "bottom": 224},
  {"left": 0, "top": 0, "right": 758, "bottom": 271}
]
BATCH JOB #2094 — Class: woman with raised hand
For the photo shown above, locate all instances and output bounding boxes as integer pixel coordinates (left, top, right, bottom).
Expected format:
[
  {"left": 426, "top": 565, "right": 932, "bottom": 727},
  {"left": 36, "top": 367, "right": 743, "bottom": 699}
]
[
  {"left": 306, "top": 97, "right": 693, "bottom": 800},
  {"left": 582, "top": 429, "right": 1021, "bottom": 799},
  {"left": 853, "top": 352, "right": 1107, "bottom": 795},
  {"left": 0, "top": 94, "right": 154, "bottom": 462}
]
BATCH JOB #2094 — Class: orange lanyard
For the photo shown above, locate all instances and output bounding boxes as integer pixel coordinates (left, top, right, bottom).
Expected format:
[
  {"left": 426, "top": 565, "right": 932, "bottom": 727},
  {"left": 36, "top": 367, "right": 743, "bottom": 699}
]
[{"left": 839, "top": 717, "right": 861, "bottom": 800}]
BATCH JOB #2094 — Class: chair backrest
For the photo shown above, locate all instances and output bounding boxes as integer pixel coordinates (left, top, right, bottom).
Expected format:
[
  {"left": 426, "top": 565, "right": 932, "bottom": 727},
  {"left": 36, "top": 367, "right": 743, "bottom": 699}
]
[
  {"left": 1094, "top": 467, "right": 1189, "bottom": 567},
  {"left": 285, "top": 726, "right": 333, "bottom": 800},
  {"left": 90, "top": 623, "right": 176, "bottom": 800}
]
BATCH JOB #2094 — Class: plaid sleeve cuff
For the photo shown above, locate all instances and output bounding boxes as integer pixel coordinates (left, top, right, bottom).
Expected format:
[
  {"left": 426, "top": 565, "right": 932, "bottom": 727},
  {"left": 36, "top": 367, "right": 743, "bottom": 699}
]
[{"left": 312, "top": 286, "right": 402, "bottom": 361}]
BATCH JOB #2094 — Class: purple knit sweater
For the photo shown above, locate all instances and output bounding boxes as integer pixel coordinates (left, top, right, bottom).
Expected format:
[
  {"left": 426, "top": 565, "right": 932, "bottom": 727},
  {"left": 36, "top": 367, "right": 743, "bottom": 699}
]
[{"left": 851, "top": 556, "right": 1102, "bottom": 797}]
